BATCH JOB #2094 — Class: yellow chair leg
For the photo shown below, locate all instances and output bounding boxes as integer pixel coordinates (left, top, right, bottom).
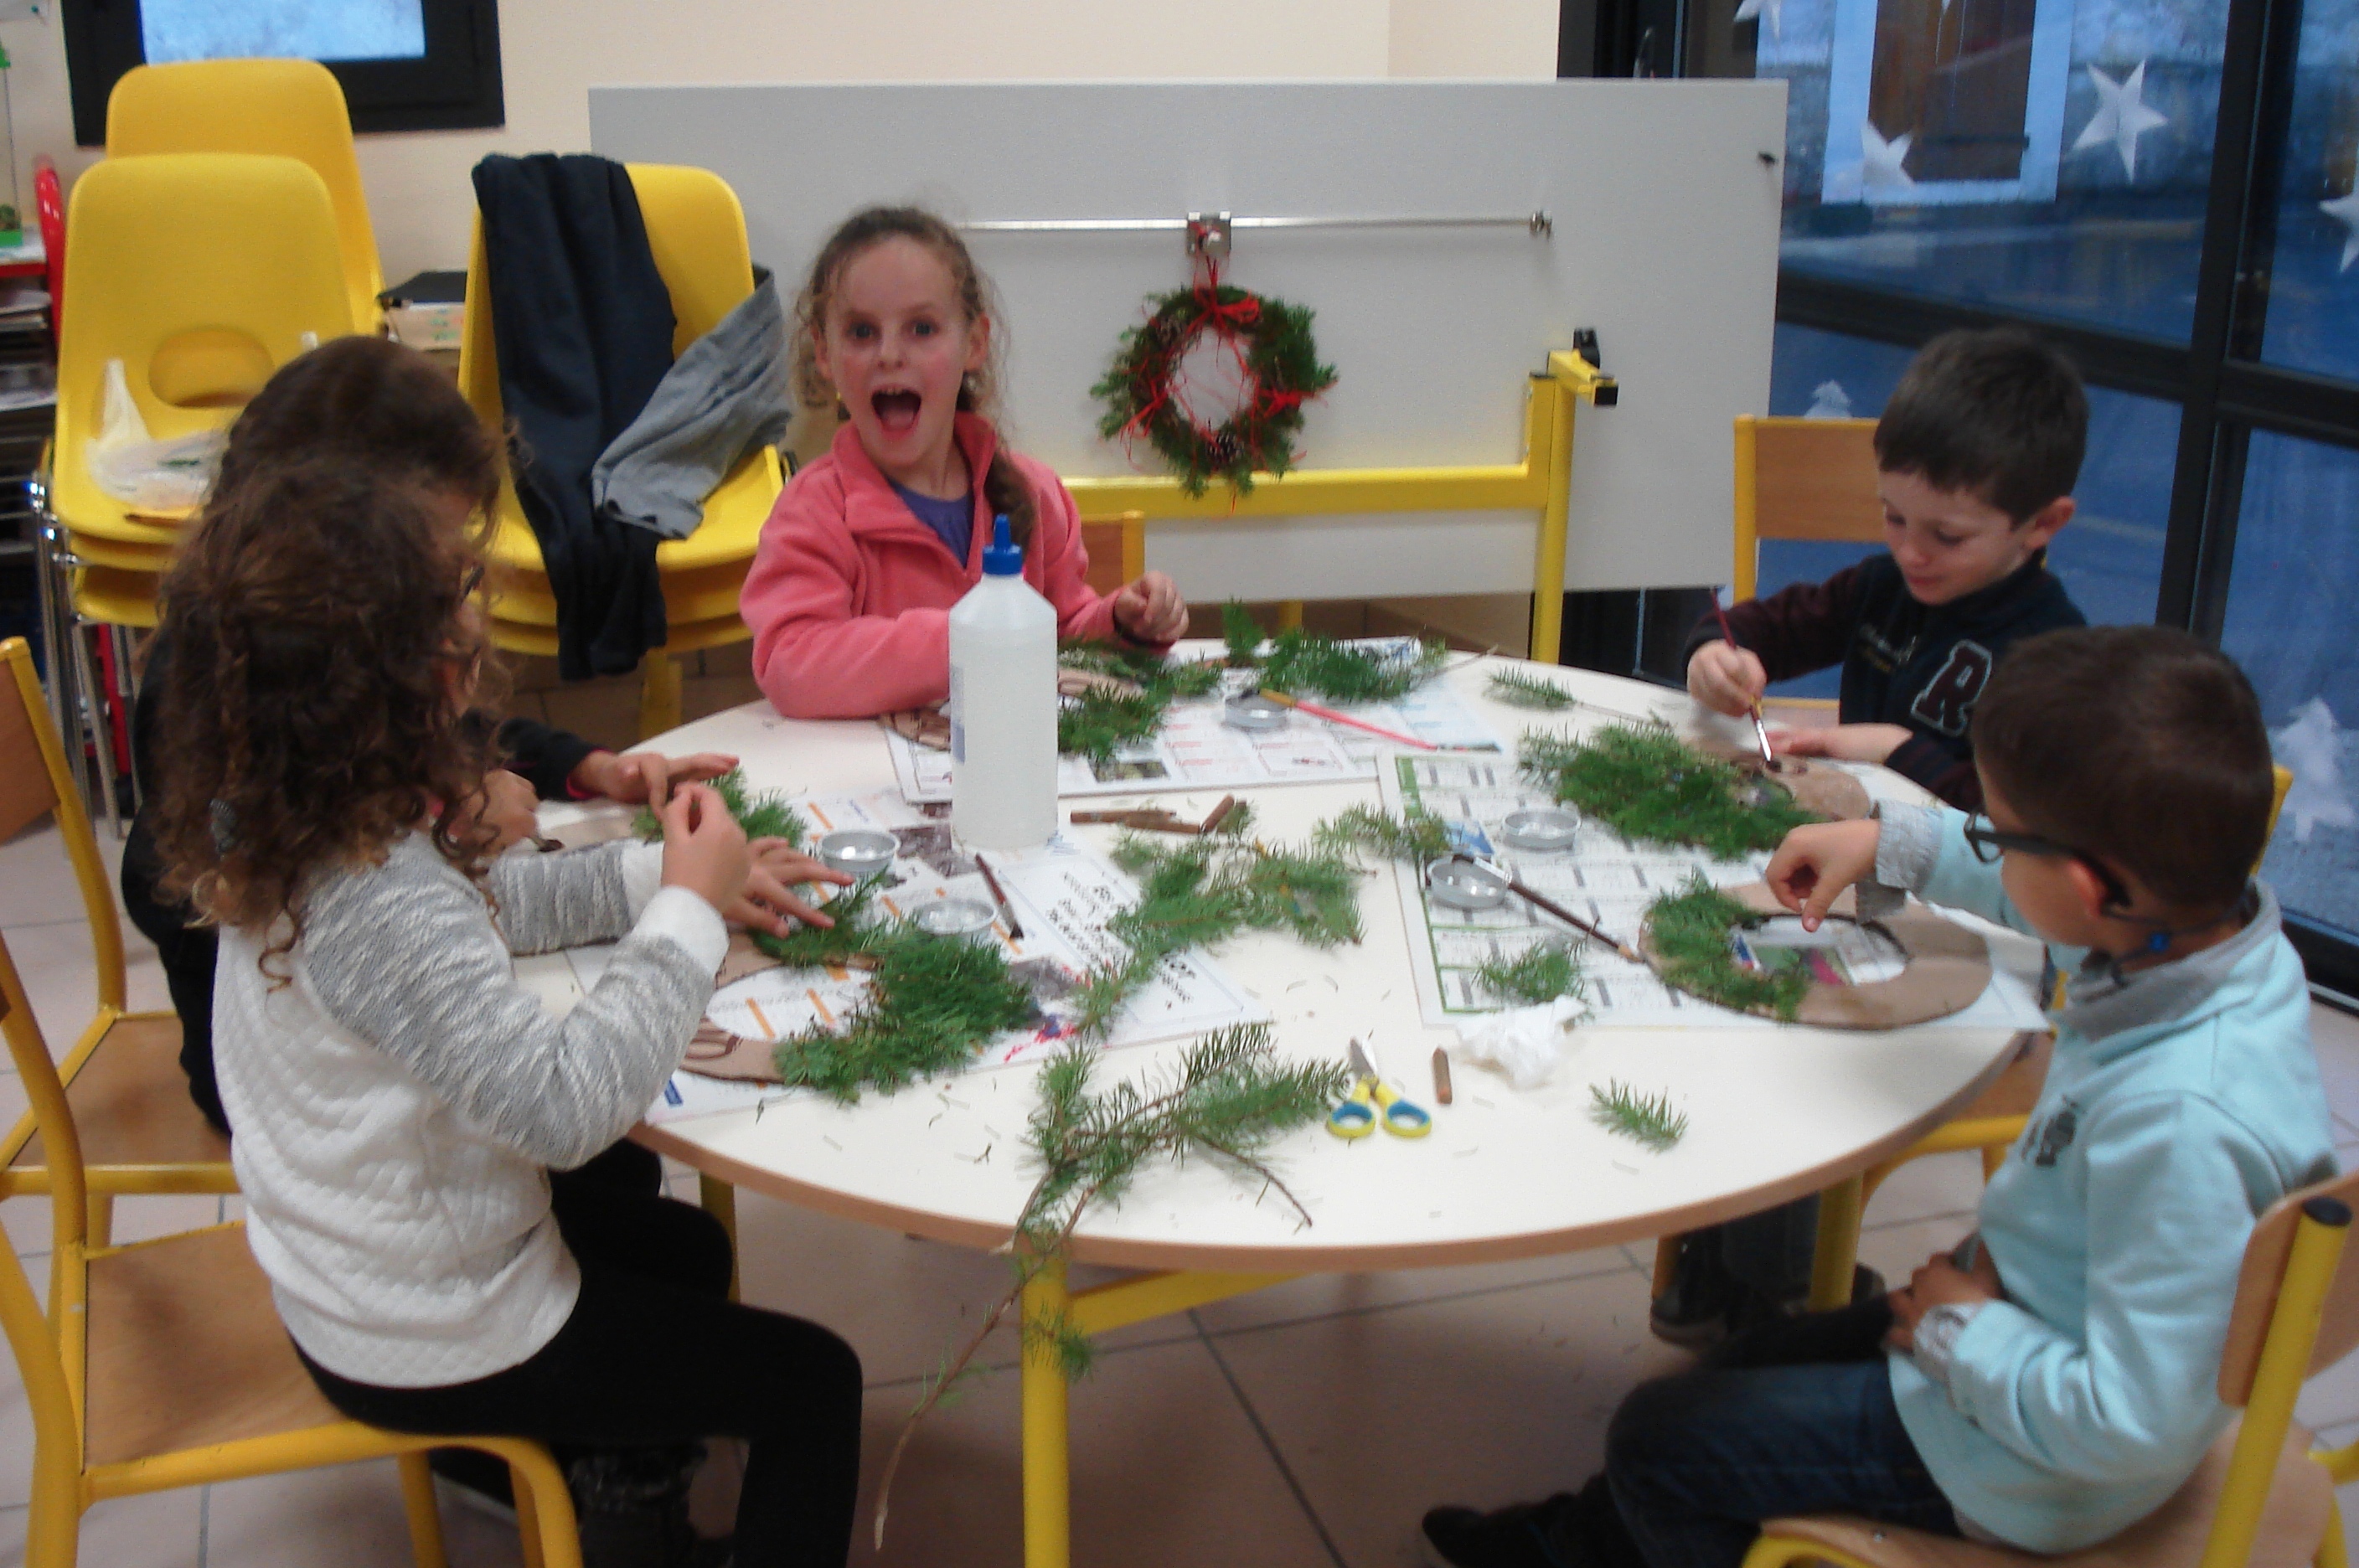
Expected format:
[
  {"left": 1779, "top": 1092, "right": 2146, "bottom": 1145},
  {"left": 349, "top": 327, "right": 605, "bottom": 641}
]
[
  {"left": 396, "top": 1451, "right": 450, "bottom": 1568},
  {"left": 508, "top": 1442, "right": 584, "bottom": 1568},
  {"left": 2317, "top": 1491, "right": 2348, "bottom": 1568},
  {"left": 1022, "top": 1259, "right": 1073, "bottom": 1568},
  {"left": 699, "top": 1173, "right": 740, "bottom": 1302},
  {"left": 85, "top": 1194, "right": 112, "bottom": 1250},
  {"left": 638, "top": 653, "right": 684, "bottom": 741},
  {"left": 1809, "top": 1176, "right": 1865, "bottom": 1313},
  {"left": 1651, "top": 1235, "right": 1680, "bottom": 1301},
  {"left": 25, "top": 1433, "right": 80, "bottom": 1568}
]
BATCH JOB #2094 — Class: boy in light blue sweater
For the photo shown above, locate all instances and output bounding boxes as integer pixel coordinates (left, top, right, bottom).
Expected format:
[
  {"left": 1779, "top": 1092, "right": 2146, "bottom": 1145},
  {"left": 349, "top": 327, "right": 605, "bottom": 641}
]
[{"left": 1422, "top": 626, "right": 2335, "bottom": 1568}]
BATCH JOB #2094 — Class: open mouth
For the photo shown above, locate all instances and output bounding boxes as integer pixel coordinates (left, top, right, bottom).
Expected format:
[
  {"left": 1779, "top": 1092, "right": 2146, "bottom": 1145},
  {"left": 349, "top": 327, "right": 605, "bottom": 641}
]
[{"left": 871, "top": 389, "right": 921, "bottom": 435}]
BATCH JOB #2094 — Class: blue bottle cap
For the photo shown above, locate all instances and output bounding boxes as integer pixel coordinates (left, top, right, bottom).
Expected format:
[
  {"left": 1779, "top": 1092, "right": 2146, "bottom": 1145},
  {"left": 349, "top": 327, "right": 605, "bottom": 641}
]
[{"left": 981, "top": 513, "right": 1023, "bottom": 575}]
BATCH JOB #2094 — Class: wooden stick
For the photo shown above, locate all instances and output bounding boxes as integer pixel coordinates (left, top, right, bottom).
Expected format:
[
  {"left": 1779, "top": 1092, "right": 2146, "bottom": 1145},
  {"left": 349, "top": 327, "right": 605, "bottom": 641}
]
[
  {"left": 1199, "top": 795, "right": 1237, "bottom": 835},
  {"left": 1431, "top": 1047, "right": 1454, "bottom": 1106},
  {"left": 1454, "top": 854, "right": 1643, "bottom": 962},
  {"left": 1257, "top": 688, "right": 1438, "bottom": 751}
]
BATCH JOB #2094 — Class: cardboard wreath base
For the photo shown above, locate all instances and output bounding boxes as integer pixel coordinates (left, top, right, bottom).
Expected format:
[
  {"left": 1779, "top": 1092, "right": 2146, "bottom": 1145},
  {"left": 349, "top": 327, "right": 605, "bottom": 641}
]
[
  {"left": 683, "top": 932, "right": 791, "bottom": 1083},
  {"left": 1640, "top": 882, "right": 1991, "bottom": 1029},
  {"left": 1689, "top": 735, "right": 1873, "bottom": 823}
]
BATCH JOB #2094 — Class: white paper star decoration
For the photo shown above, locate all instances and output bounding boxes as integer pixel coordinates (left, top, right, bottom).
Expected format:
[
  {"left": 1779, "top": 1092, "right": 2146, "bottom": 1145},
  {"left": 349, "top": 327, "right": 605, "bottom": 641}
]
[
  {"left": 1734, "top": 0, "right": 1782, "bottom": 39},
  {"left": 2073, "top": 61, "right": 2168, "bottom": 183},
  {"left": 1861, "top": 121, "right": 1917, "bottom": 196},
  {"left": 2322, "top": 186, "right": 2359, "bottom": 273}
]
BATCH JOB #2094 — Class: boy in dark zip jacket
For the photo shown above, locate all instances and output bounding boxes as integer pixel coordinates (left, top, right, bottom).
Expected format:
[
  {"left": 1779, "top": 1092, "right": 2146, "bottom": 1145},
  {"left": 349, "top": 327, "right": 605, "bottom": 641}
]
[{"left": 1685, "top": 328, "right": 2088, "bottom": 812}]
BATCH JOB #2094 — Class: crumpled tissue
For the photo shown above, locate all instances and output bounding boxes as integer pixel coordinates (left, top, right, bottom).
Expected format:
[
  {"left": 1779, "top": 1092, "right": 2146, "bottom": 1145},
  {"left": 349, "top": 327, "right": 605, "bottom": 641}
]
[{"left": 1453, "top": 995, "right": 1590, "bottom": 1089}]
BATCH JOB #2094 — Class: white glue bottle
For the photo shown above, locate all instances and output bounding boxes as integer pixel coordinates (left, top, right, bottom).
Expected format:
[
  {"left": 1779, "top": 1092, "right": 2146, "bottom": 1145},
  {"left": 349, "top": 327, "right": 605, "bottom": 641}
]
[{"left": 948, "top": 513, "right": 1057, "bottom": 849}]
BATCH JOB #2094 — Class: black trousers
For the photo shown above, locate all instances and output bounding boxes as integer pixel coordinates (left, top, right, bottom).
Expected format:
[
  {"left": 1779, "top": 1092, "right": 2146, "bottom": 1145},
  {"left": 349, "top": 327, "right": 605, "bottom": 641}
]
[
  {"left": 116, "top": 850, "right": 227, "bottom": 1135},
  {"left": 300, "top": 1144, "right": 863, "bottom": 1567}
]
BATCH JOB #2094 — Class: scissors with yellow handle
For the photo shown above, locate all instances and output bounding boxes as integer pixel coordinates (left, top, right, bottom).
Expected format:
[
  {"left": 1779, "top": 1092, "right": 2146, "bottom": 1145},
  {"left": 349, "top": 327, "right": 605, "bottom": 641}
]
[{"left": 1327, "top": 1039, "right": 1432, "bottom": 1140}]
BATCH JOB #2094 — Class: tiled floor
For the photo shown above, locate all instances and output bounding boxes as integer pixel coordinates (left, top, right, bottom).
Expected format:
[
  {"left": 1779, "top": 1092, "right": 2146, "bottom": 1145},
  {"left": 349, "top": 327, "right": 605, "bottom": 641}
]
[{"left": 9, "top": 815, "right": 2359, "bottom": 1566}]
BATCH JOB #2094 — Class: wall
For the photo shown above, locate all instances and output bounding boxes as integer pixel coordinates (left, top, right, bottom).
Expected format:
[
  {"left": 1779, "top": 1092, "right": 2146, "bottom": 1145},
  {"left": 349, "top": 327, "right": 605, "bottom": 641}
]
[{"left": 0, "top": 0, "right": 1553, "bottom": 282}]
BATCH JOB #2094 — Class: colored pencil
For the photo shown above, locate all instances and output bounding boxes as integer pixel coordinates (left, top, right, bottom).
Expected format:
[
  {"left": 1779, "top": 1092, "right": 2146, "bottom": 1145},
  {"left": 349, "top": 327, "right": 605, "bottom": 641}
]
[{"left": 1258, "top": 689, "right": 1438, "bottom": 751}]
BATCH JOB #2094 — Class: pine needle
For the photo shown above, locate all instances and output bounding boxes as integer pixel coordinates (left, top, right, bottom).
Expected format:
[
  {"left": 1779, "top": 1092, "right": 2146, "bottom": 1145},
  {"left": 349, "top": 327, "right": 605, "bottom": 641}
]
[
  {"left": 1473, "top": 943, "right": 1583, "bottom": 1005},
  {"left": 1221, "top": 601, "right": 1265, "bottom": 665},
  {"left": 1257, "top": 628, "right": 1448, "bottom": 704},
  {"left": 1644, "top": 874, "right": 1811, "bottom": 1020},
  {"left": 771, "top": 927, "right": 1039, "bottom": 1102},
  {"left": 749, "top": 875, "right": 894, "bottom": 967},
  {"left": 1056, "top": 642, "right": 1227, "bottom": 766},
  {"left": 632, "top": 766, "right": 808, "bottom": 846},
  {"left": 1520, "top": 724, "right": 1818, "bottom": 858},
  {"left": 1485, "top": 668, "right": 1576, "bottom": 710},
  {"left": 1314, "top": 804, "right": 1454, "bottom": 864},
  {"left": 1589, "top": 1079, "right": 1687, "bottom": 1151}
]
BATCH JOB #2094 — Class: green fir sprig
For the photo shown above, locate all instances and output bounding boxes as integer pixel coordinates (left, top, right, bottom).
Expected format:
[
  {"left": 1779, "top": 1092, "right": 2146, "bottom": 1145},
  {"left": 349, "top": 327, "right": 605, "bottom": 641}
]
[
  {"left": 1314, "top": 803, "right": 1455, "bottom": 865},
  {"left": 1056, "top": 642, "right": 1226, "bottom": 766},
  {"left": 1589, "top": 1079, "right": 1688, "bottom": 1151},
  {"left": 873, "top": 1024, "right": 1345, "bottom": 1545},
  {"left": 1473, "top": 943, "right": 1583, "bottom": 1006},
  {"left": 1222, "top": 601, "right": 1265, "bottom": 665},
  {"left": 1644, "top": 874, "right": 1810, "bottom": 1021},
  {"left": 1259, "top": 627, "right": 1448, "bottom": 705},
  {"left": 1485, "top": 667, "right": 1577, "bottom": 710},
  {"left": 632, "top": 766, "right": 808, "bottom": 846},
  {"left": 771, "top": 926, "right": 1038, "bottom": 1103},
  {"left": 1520, "top": 724, "right": 1818, "bottom": 858},
  {"left": 748, "top": 874, "right": 895, "bottom": 967}
]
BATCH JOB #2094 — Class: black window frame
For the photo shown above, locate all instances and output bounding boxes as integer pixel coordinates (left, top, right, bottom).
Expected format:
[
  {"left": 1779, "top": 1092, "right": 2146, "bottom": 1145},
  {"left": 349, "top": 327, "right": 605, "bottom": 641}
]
[
  {"left": 1561, "top": 0, "right": 2359, "bottom": 1003},
  {"left": 60, "top": 0, "right": 503, "bottom": 146}
]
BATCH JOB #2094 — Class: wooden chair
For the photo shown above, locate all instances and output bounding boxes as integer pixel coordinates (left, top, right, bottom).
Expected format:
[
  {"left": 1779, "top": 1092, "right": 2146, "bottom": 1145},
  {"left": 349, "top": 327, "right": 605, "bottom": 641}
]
[
  {"left": 1078, "top": 510, "right": 1147, "bottom": 597},
  {"left": 0, "top": 638, "right": 232, "bottom": 1246},
  {"left": 0, "top": 979, "right": 585, "bottom": 1568},
  {"left": 1742, "top": 1168, "right": 2359, "bottom": 1568},
  {"left": 1732, "top": 415, "right": 1885, "bottom": 603}
]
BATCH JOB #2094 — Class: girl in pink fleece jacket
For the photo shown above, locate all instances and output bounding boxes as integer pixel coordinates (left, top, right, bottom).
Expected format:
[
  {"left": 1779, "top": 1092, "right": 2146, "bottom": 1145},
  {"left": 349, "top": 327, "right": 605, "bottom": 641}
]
[{"left": 742, "top": 207, "right": 1189, "bottom": 719}]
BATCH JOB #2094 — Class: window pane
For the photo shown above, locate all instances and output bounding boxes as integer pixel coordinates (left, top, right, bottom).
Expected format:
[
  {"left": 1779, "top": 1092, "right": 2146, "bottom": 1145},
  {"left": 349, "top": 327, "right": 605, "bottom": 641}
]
[
  {"left": 2256, "top": 13, "right": 2359, "bottom": 379},
  {"left": 1754, "top": 0, "right": 2225, "bottom": 341},
  {"left": 142, "top": 0, "right": 426, "bottom": 64},
  {"left": 1755, "top": 322, "right": 2171, "bottom": 698},
  {"left": 2220, "top": 432, "right": 2359, "bottom": 942}
]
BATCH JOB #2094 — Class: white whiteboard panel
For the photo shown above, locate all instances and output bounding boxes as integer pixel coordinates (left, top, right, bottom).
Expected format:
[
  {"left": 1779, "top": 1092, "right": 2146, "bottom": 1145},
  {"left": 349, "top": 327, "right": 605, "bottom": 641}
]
[{"left": 591, "top": 80, "right": 1787, "bottom": 593}]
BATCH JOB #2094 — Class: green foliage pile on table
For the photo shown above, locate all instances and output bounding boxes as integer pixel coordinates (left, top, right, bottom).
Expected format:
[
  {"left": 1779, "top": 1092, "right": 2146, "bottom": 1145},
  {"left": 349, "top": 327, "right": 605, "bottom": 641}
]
[
  {"left": 1644, "top": 874, "right": 1810, "bottom": 1021},
  {"left": 1520, "top": 724, "right": 1817, "bottom": 858}
]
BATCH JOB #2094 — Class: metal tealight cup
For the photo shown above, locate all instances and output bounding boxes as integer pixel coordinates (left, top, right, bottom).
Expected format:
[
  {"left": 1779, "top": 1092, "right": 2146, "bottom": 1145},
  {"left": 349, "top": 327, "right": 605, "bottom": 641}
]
[
  {"left": 911, "top": 897, "right": 998, "bottom": 942},
  {"left": 816, "top": 828, "right": 896, "bottom": 881}
]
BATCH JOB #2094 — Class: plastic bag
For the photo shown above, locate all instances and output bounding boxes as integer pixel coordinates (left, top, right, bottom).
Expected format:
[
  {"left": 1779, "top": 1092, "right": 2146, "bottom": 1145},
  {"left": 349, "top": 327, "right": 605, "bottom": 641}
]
[
  {"left": 85, "top": 358, "right": 226, "bottom": 513},
  {"left": 1453, "top": 995, "right": 1590, "bottom": 1090}
]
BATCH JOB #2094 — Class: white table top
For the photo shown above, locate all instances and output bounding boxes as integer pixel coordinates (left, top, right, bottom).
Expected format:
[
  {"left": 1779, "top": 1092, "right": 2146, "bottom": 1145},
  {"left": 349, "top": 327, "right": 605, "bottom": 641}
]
[{"left": 613, "top": 657, "right": 2041, "bottom": 1273}]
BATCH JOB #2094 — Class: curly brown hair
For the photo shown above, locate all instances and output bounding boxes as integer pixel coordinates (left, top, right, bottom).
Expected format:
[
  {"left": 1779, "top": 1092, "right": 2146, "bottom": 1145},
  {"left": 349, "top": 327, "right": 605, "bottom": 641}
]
[
  {"left": 789, "top": 205, "right": 1036, "bottom": 545},
  {"left": 147, "top": 462, "right": 505, "bottom": 970},
  {"left": 212, "top": 334, "right": 504, "bottom": 516}
]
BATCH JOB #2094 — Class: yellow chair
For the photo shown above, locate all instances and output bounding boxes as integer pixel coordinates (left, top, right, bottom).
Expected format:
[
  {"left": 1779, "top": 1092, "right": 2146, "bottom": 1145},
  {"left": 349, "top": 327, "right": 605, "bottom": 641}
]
[
  {"left": 1078, "top": 510, "right": 1149, "bottom": 597},
  {"left": 1732, "top": 415, "right": 1885, "bottom": 603},
  {"left": 458, "top": 162, "right": 784, "bottom": 739},
  {"left": 0, "top": 639, "right": 233, "bottom": 1246},
  {"left": 106, "top": 58, "right": 385, "bottom": 334},
  {"left": 1743, "top": 1168, "right": 2359, "bottom": 1568},
  {"left": 0, "top": 979, "right": 585, "bottom": 1568},
  {"left": 34, "top": 152, "right": 354, "bottom": 823}
]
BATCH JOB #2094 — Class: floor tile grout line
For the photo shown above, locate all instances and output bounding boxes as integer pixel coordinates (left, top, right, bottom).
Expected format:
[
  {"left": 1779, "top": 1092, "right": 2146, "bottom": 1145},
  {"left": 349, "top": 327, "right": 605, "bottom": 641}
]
[
  {"left": 1192, "top": 1260, "right": 1659, "bottom": 1345},
  {"left": 1190, "top": 1309, "right": 1354, "bottom": 1568},
  {"left": 196, "top": 1482, "right": 210, "bottom": 1568}
]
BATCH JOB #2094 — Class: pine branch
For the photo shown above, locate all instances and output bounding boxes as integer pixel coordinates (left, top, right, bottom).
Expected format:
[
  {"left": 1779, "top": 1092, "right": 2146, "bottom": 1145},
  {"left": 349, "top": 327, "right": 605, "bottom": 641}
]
[
  {"left": 632, "top": 766, "right": 808, "bottom": 846},
  {"left": 1473, "top": 943, "right": 1583, "bottom": 1006},
  {"left": 1589, "top": 1079, "right": 1688, "bottom": 1151},
  {"left": 1257, "top": 628, "right": 1448, "bottom": 704},
  {"left": 1644, "top": 874, "right": 1811, "bottom": 1020},
  {"left": 1519, "top": 724, "right": 1819, "bottom": 858},
  {"left": 1056, "top": 642, "right": 1229, "bottom": 766},
  {"left": 772, "top": 927, "right": 1039, "bottom": 1101},
  {"left": 748, "top": 875, "right": 894, "bottom": 967},
  {"left": 1221, "top": 601, "right": 1265, "bottom": 665},
  {"left": 1315, "top": 803, "right": 1455, "bottom": 865},
  {"left": 1485, "top": 668, "right": 1576, "bottom": 710}
]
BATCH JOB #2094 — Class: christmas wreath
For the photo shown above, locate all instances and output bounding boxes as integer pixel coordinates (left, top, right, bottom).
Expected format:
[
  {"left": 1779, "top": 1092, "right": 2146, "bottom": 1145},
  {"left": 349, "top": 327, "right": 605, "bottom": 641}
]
[{"left": 1092, "top": 265, "right": 1337, "bottom": 498}]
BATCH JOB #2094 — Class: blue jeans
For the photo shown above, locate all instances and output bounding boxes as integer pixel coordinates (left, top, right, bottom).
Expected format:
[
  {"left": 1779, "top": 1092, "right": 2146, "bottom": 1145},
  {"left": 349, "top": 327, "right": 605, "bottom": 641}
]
[{"left": 1604, "top": 1302, "right": 1960, "bottom": 1568}]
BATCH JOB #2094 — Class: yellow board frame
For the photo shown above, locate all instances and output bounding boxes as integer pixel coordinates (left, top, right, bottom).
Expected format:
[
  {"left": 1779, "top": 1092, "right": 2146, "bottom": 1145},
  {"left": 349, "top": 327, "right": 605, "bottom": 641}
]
[{"left": 1061, "top": 349, "right": 1617, "bottom": 666}]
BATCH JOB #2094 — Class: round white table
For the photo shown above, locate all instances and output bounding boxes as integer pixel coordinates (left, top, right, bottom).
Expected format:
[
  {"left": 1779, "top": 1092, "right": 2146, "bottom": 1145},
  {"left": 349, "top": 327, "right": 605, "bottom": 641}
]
[{"left": 615, "top": 655, "right": 2038, "bottom": 1568}]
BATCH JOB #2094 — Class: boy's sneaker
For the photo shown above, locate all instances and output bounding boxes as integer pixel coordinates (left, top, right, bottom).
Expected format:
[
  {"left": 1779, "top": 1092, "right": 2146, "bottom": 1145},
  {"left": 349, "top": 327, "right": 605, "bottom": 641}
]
[
  {"left": 1421, "top": 1492, "right": 1587, "bottom": 1567},
  {"left": 570, "top": 1442, "right": 730, "bottom": 1568}
]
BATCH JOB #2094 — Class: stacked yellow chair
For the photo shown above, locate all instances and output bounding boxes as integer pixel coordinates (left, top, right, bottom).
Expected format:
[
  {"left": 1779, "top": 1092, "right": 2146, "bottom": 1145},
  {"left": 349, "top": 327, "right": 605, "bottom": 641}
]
[
  {"left": 458, "top": 163, "right": 784, "bottom": 739},
  {"left": 104, "top": 57, "right": 386, "bottom": 335},
  {"left": 34, "top": 152, "right": 354, "bottom": 825}
]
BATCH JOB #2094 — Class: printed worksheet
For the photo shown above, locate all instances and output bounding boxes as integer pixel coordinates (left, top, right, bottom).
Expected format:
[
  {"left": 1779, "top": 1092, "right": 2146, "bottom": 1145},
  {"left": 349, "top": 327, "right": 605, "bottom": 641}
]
[
  {"left": 524, "top": 790, "right": 1267, "bottom": 1123},
  {"left": 887, "top": 641, "right": 1504, "bottom": 804},
  {"left": 1379, "top": 755, "right": 2044, "bottom": 1033}
]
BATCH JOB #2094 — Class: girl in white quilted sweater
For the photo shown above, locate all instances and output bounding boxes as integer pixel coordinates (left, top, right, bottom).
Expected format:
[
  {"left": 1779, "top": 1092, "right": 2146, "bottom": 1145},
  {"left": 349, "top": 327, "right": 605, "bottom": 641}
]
[{"left": 144, "top": 458, "right": 861, "bottom": 1568}]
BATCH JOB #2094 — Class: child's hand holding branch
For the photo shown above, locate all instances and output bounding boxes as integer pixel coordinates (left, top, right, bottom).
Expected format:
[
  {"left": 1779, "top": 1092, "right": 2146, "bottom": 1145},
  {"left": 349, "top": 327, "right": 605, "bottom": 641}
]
[
  {"left": 729, "top": 841, "right": 854, "bottom": 937},
  {"left": 659, "top": 784, "right": 752, "bottom": 915},
  {"left": 1765, "top": 818, "right": 1882, "bottom": 930}
]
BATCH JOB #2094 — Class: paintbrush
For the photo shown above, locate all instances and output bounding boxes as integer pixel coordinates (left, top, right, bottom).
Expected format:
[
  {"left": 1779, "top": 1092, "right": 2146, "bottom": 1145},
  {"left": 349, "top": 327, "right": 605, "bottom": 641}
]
[
  {"left": 1453, "top": 853, "right": 1643, "bottom": 963},
  {"left": 974, "top": 853, "right": 1025, "bottom": 941},
  {"left": 1711, "top": 601, "right": 1780, "bottom": 773}
]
